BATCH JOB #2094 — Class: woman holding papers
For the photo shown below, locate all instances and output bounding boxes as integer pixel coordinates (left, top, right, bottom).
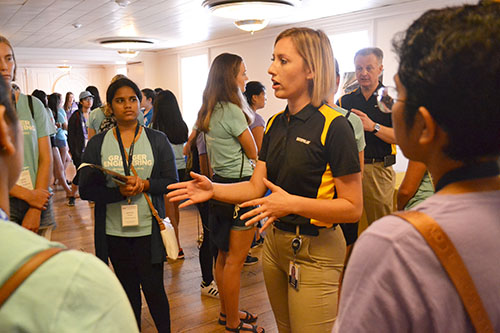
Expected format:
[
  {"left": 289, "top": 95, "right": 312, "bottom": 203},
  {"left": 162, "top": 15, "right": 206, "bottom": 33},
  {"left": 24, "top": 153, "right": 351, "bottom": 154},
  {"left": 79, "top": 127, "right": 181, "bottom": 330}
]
[{"left": 79, "top": 78, "right": 178, "bottom": 333}]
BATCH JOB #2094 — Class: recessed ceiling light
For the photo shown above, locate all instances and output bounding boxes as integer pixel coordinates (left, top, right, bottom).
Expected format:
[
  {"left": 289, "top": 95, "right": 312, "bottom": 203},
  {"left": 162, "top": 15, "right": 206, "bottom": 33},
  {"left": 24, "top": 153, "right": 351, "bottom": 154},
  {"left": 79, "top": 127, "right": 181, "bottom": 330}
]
[
  {"left": 95, "top": 37, "right": 155, "bottom": 50},
  {"left": 72, "top": 23, "right": 82, "bottom": 29}
]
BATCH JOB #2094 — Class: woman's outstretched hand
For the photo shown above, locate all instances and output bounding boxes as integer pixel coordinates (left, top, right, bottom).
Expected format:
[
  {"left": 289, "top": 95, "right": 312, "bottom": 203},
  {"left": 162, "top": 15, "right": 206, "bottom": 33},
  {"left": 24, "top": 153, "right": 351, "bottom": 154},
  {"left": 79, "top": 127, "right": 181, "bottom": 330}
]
[
  {"left": 167, "top": 172, "right": 213, "bottom": 208},
  {"left": 239, "top": 178, "right": 293, "bottom": 233}
]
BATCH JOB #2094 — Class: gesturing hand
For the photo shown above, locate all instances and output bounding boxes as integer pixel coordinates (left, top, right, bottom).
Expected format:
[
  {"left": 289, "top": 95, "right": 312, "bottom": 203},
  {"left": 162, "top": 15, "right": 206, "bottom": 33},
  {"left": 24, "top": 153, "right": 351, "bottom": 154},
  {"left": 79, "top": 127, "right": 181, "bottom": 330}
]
[
  {"left": 167, "top": 172, "right": 213, "bottom": 208},
  {"left": 239, "top": 178, "right": 293, "bottom": 233},
  {"left": 350, "top": 108, "right": 375, "bottom": 132}
]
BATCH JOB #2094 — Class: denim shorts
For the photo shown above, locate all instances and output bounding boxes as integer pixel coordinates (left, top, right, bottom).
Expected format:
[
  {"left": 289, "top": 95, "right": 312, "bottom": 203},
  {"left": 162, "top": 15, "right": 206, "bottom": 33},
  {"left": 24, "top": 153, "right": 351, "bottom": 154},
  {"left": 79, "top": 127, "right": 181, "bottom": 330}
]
[
  {"left": 55, "top": 138, "right": 67, "bottom": 148},
  {"left": 9, "top": 190, "right": 56, "bottom": 228}
]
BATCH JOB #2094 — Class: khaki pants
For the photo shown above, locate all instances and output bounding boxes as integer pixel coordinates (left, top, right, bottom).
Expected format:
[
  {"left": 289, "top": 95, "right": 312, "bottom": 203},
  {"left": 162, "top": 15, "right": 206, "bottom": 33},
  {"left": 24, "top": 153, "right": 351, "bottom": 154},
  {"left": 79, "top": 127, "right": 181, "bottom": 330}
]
[
  {"left": 263, "top": 226, "right": 345, "bottom": 333},
  {"left": 362, "top": 162, "right": 396, "bottom": 225}
]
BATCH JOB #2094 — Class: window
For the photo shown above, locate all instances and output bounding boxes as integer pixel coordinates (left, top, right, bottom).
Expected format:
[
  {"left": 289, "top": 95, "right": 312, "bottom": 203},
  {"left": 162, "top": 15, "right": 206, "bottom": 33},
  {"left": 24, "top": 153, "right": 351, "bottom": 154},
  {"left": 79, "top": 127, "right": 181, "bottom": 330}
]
[
  {"left": 329, "top": 30, "right": 370, "bottom": 102},
  {"left": 180, "top": 53, "right": 209, "bottom": 130}
]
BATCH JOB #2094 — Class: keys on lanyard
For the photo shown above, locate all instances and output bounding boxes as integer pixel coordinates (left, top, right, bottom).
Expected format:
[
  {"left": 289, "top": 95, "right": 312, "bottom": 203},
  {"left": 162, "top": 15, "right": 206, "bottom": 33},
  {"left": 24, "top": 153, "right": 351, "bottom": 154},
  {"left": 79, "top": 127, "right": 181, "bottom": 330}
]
[{"left": 289, "top": 225, "right": 302, "bottom": 290}]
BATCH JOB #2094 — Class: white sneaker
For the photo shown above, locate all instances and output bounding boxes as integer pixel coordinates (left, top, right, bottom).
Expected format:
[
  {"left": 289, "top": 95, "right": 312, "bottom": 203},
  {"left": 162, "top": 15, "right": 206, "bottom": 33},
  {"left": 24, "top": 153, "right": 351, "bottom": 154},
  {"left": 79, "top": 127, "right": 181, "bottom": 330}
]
[{"left": 200, "top": 280, "right": 219, "bottom": 298}]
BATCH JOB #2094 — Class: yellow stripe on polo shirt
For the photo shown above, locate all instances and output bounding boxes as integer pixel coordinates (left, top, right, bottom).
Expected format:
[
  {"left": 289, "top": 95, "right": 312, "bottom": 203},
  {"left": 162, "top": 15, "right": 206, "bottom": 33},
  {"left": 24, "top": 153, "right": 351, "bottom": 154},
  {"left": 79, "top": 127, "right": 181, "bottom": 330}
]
[
  {"left": 265, "top": 110, "right": 285, "bottom": 134},
  {"left": 311, "top": 104, "right": 343, "bottom": 227}
]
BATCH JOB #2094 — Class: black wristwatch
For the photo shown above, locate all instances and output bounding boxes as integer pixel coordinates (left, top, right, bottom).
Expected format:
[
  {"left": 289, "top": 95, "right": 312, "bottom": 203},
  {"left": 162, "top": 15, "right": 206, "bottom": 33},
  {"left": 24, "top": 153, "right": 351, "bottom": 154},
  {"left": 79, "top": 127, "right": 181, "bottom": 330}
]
[{"left": 372, "top": 123, "right": 380, "bottom": 134}]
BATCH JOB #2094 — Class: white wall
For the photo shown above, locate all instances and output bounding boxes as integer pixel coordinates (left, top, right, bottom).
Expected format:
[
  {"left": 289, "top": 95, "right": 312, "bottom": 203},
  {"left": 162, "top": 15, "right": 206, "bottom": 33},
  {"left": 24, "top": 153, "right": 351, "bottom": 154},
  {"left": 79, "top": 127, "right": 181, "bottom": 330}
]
[{"left": 14, "top": 65, "right": 109, "bottom": 100}]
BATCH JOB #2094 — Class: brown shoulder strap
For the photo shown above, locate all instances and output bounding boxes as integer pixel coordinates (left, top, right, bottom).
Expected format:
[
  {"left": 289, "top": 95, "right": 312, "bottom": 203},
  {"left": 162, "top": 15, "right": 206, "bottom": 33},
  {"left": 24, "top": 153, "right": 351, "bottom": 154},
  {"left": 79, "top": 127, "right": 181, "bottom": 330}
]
[
  {"left": 393, "top": 211, "right": 494, "bottom": 333},
  {"left": 130, "top": 164, "right": 165, "bottom": 229},
  {"left": 0, "top": 247, "right": 65, "bottom": 308}
]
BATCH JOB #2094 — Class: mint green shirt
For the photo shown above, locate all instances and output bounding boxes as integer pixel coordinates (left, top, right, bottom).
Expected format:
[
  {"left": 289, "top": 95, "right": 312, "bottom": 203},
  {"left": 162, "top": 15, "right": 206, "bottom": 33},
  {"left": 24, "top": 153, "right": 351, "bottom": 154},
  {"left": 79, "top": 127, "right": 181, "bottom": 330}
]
[
  {"left": 206, "top": 102, "right": 253, "bottom": 178},
  {"left": 101, "top": 129, "right": 154, "bottom": 237},
  {"left": 405, "top": 171, "right": 435, "bottom": 210},
  {"left": 0, "top": 219, "right": 138, "bottom": 332},
  {"left": 16, "top": 94, "right": 56, "bottom": 188},
  {"left": 172, "top": 143, "right": 186, "bottom": 170},
  {"left": 330, "top": 104, "right": 366, "bottom": 153}
]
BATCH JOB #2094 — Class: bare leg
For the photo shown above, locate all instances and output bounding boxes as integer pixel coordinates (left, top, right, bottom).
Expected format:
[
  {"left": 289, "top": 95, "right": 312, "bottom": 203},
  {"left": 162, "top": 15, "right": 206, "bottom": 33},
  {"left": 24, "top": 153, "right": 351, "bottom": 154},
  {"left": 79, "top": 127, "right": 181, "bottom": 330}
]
[
  {"left": 52, "top": 147, "right": 72, "bottom": 196},
  {"left": 224, "top": 228, "right": 255, "bottom": 330}
]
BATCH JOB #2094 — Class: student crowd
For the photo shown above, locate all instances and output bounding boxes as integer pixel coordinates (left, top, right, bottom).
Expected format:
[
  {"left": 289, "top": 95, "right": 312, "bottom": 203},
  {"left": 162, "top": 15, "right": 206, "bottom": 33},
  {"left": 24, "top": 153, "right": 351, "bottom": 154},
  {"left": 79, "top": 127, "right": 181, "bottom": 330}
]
[{"left": 0, "top": 1, "right": 499, "bottom": 332}]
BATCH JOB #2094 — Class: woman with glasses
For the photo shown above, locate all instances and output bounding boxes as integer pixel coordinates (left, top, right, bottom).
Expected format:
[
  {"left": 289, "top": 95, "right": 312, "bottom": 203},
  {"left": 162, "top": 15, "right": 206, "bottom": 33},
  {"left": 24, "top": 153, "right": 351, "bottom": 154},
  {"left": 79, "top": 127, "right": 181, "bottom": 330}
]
[{"left": 335, "top": 3, "right": 500, "bottom": 331}]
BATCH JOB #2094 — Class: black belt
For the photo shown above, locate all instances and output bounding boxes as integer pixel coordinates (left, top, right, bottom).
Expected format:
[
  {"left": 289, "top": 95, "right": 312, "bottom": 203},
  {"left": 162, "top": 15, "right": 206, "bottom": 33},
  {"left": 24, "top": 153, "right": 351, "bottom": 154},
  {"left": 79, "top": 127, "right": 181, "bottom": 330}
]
[
  {"left": 364, "top": 157, "right": 385, "bottom": 164},
  {"left": 274, "top": 221, "right": 336, "bottom": 236}
]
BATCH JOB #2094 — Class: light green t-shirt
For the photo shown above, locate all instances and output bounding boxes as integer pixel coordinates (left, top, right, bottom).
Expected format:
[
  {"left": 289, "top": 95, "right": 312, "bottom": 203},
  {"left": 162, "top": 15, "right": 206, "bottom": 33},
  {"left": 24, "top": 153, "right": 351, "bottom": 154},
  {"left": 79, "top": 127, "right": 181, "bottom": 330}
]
[
  {"left": 206, "top": 102, "right": 253, "bottom": 178},
  {"left": 405, "top": 171, "right": 435, "bottom": 210},
  {"left": 101, "top": 129, "right": 154, "bottom": 237},
  {"left": 172, "top": 143, "right": 186, "bottom": 170},
  {"left": 330, "top": 104, "right": 366, "bottom": 153},
  {"left": 55, "top": 107, "right": 68, "bottom": 141},
  {"left": 89, "top": 107, "right": 145, "bottom": 133},
  {"left": 0, "top": 219, "right": 138, "bottom": 332},
  {"left": 16, "top": 94, "right": 56, "bottom": 189}
]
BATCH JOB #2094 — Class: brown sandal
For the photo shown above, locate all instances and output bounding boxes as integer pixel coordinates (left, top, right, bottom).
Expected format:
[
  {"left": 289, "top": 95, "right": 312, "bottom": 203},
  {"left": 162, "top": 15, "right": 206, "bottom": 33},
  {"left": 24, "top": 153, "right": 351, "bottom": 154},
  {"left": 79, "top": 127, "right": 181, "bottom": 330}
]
[
  {"left": 226, "top": 320, "right": 265, "bottom": 333},
  {"left": 219, "top": 311, "right": 258, "bottom": 325}
]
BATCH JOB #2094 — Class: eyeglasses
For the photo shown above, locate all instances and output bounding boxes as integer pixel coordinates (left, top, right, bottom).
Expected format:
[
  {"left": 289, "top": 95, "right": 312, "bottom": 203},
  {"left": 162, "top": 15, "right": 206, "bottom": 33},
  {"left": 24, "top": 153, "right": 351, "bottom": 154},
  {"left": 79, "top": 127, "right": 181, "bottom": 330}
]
[{"left": 376, "top": 86, "right": 404, "bottom": 113}]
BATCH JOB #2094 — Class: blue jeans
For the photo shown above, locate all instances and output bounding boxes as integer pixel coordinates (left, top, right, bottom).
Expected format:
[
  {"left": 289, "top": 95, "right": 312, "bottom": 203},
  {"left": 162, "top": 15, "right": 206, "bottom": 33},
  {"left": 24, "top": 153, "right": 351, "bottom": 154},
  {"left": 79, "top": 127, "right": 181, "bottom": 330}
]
[{"left": 9, "top": 190, "right": 55, "bottom": 228}]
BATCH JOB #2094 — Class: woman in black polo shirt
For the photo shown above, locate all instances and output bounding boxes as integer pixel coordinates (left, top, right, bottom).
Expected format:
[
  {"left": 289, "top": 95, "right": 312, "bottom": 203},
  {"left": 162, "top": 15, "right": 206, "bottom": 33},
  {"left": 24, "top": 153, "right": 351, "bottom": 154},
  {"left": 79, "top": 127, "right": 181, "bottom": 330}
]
[{"left": 169, "top": 28, "right": 362, "bottom": 332}]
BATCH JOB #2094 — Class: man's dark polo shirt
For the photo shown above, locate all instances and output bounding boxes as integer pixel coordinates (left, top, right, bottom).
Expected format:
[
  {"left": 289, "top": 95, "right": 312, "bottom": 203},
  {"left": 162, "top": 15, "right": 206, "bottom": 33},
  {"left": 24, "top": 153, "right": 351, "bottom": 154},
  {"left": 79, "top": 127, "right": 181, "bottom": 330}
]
[
  {"left": 259, "top": 104, "right": 360, "bottom": 228},
  {"left": 338, "top": 82, "right": 395, "bottom": 159}
]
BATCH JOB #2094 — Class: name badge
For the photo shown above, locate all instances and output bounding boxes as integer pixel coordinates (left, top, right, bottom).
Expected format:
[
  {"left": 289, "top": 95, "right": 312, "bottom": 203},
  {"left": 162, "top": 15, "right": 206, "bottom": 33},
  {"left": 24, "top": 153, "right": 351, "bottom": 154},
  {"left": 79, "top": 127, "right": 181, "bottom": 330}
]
[
  {"left": 16, "top": 169, "right": 34, "bottom": 190},
  {"left": 121, "top": 204, "right": 139, "bottom": 227}
]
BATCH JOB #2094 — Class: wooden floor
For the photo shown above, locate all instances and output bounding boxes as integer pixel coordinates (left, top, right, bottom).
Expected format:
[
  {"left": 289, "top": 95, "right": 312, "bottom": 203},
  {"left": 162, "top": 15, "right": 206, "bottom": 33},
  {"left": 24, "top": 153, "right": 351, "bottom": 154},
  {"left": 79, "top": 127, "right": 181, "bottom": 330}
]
[{"left": 49, "top": 179, "right": 277, "bottom": 333}]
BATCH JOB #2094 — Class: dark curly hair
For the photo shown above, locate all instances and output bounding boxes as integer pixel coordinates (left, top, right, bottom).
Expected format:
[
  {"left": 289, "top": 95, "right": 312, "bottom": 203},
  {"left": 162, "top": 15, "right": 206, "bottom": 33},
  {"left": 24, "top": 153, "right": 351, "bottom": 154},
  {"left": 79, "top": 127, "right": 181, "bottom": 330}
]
[{"left": 393, "top": 2, "right": 500, "bottom": 162}]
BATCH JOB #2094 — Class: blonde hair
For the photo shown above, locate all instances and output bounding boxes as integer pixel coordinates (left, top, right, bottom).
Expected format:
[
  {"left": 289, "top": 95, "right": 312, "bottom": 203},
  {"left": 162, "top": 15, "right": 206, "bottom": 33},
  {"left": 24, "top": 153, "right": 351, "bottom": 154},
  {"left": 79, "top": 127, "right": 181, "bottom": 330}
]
[
  {"left": 275, "top": 28, "right": 335, "bottom": 107},
  {"left": 0, "top": 35, "right": 16, "bottom": 82},
  {"left": 196, "top": 53, "right": 253, "bottom": 132}
]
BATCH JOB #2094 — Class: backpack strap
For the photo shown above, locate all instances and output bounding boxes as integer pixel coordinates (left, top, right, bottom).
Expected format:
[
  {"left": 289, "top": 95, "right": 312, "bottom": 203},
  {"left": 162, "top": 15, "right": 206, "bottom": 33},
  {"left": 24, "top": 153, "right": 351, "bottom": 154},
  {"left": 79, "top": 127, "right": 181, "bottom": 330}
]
[
  {"left": 392, "top": 211, "right": 494, "bottom": 333},
  {"left": 27, "top": 95, "right": 35, "bottom": 120},
  {"left": 0, "top": 247, "right": 65, "bottom": 308}
]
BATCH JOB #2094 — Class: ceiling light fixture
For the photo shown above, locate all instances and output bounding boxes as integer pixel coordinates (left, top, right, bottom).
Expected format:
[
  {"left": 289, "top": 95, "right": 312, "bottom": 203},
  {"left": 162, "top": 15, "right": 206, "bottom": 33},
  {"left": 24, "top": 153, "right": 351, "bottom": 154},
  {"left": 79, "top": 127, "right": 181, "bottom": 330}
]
[
  {"left": 202, "top": 0, "right": 298, "bottom": 20},
  {"left": 234, "top": 19, "right": 269, "bottom": 34},
  {"left": 117, "top": 50, "right": 139, "bottom": 59},
  {"left": 96, "top": 37, "right": 155, "bottom": 50},
  {"left": 115, "top": 0, "right": 131, "bottom": 7}
]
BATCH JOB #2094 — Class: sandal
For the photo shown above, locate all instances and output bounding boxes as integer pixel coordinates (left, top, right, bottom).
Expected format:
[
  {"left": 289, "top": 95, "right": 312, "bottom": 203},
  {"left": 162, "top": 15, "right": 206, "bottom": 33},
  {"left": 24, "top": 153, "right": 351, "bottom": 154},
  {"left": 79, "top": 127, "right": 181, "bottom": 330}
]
[
  {"left": 219, "top": 311, "right": 258, "bottom": 325},
  {"left": 226, "top": 320, "right": 265, "bottom": 333}
]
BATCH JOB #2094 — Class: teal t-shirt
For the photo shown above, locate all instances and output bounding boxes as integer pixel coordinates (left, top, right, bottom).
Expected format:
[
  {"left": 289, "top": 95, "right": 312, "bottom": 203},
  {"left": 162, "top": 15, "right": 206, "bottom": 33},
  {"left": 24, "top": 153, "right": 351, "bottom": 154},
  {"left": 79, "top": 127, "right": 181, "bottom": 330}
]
[
  {"left": 55, "top": 107, "right": 68, "bottom": 141},
  {"left": 89, "top": 107, "right": 145, "bottom": 133},
  {"left": 330, "top": 104, "right": 366, "bottom": 153},
  {"left": 206, "top": 102, "right": 253, "bottom": 178},
  {"left": 0, "top": 218, "right": 138, "bottom": 332},
  {"left": 101, "top": 129, "right": 154, "bottom": 237},
  {"left": 405, "top": 171, "right": 435, "bottom": 210},
  {"left": 16, "top": 94, "right": 56, "bottom": 189}
]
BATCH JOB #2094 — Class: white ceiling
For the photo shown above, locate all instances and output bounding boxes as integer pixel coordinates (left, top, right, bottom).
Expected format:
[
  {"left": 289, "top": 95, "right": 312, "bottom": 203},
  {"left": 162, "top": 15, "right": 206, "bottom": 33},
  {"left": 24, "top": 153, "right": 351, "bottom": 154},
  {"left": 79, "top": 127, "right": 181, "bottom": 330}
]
[{"left": 1, "top": 0, "right": 411, "bottom": 53}]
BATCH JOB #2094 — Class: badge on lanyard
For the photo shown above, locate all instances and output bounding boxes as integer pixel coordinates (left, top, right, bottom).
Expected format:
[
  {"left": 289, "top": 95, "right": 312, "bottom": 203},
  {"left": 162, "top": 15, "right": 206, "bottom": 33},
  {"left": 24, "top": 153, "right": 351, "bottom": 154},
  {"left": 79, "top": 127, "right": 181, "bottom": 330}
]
[
  {"left": 16, "top": 169, "right": 34, "bottom": 190},
  {"left": 121, "top": 204, "right": 139, "bottom": 227}
]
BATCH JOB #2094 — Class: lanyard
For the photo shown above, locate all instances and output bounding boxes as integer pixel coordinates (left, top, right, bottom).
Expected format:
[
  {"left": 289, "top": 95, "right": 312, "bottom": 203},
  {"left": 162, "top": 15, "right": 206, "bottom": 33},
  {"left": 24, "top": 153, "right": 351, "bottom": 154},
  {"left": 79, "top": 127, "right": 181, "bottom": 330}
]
[
  {"left": 435, "top": 160, "right": 500, "bottom": 192},
  {"left": 114, "top": 122, "right": 140, "bottom": 176}
]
